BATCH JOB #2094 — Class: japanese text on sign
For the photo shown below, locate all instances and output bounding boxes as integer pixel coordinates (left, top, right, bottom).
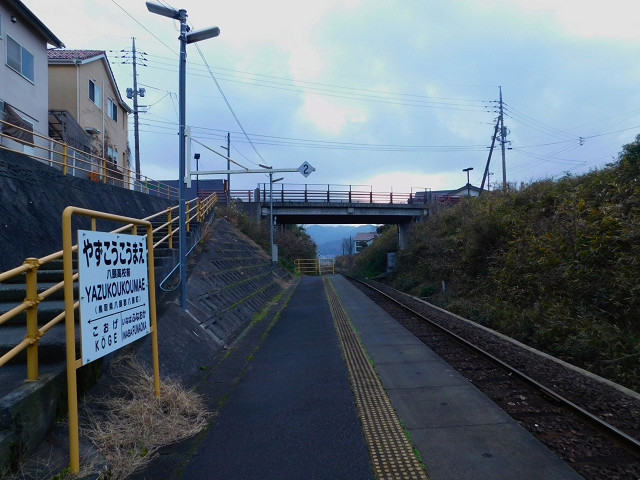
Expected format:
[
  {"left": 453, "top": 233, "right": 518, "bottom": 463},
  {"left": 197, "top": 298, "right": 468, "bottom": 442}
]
[{"left": 78, "top": 230, "right": 150, "bottom": 365}]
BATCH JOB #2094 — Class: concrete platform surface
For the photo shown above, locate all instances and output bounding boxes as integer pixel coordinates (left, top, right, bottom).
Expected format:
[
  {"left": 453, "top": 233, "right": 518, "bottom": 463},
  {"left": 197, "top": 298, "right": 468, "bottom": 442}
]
[
  {"left": 329, "top": 274, "right": 583, "bottom": 480},
  {"left": 178, "top": 276, "right": 373, "bottom": 480}
]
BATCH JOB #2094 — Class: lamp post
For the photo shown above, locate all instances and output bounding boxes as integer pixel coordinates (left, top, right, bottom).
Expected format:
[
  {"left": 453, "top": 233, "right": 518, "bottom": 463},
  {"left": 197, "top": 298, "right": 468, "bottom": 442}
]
[
  {"left": 463, "top": 167, "right": 473, "bottom": 196},
  {"left": 146, "top": 2, "right": 219, "bottom": 308},
  {"left": 259, "top": 164, "right": 284, "bottom": 267}
]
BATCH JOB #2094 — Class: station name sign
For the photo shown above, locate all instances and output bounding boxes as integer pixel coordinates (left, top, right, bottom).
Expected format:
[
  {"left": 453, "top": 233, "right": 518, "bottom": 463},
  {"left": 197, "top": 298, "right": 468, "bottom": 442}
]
[{"left": 78, "top": 230, "right": 150, "bottom": 365}]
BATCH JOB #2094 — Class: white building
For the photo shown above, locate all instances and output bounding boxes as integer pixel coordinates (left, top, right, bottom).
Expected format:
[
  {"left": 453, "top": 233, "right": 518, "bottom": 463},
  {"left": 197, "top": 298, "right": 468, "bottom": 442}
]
[{"left": 0, "top": 0, "right": 63, "bottom": 153}]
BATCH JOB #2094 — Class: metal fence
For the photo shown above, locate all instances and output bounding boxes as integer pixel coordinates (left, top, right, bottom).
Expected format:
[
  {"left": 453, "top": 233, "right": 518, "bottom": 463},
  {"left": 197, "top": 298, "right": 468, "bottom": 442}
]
[
  {"left": 1, "top": 118, "right": 179, "bottom": 198},
  {"left": 295, "top": 258, "right": 335, "bottom": 275}
]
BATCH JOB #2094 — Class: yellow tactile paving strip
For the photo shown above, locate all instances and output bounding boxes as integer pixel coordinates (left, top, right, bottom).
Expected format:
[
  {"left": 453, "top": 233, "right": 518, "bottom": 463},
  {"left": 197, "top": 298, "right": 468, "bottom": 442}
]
[{"left": 324, "top": 277, "right": 430, "bottom": 480}]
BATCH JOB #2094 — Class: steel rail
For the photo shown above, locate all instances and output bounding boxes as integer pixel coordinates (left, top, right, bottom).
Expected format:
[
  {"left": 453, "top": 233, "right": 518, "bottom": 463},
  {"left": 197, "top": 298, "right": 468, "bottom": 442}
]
[{"left": 344, "top": 274, "right": 640, "bottom": 455}]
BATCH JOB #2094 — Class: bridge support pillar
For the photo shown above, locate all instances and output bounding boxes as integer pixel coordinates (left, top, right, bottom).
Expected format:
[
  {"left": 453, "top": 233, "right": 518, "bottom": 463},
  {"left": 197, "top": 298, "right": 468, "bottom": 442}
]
[{"left": 398, "top": 221, "right": 411, "bottom": 250}]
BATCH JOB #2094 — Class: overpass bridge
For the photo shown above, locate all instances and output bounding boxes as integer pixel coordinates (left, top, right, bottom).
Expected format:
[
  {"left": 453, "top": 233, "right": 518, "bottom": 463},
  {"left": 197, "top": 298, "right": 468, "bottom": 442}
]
[
  {"left": 247, "top": 184, "right": 430, "bottom": 247},
  {"left": 255, "top": 183, "right": 429, "bottom": 225}
]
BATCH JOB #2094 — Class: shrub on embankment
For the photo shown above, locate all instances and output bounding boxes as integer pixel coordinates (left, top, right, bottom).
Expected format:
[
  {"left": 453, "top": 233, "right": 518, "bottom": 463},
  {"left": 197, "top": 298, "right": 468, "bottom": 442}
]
[
  {"left": 346, "top": 225, "right": 398, "bottom": 278},
  {"left": 367, "top": 135, "right": 640, "bottom": 391},
  {"left": 216, "top": 204, "right": 317, "bottom": 271}
]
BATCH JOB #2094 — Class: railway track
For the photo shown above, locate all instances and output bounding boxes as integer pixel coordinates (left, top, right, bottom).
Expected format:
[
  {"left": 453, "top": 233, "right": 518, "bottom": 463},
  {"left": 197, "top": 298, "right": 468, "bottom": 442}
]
[{"left": 344, "top": 275, "right": 640, "bottom": 480}]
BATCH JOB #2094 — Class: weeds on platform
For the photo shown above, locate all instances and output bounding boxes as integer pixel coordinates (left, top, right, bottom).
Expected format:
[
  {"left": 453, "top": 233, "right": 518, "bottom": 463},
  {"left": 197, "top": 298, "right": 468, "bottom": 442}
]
[{"left": 79, "top": 355, "right": 211, "bottom": 479}]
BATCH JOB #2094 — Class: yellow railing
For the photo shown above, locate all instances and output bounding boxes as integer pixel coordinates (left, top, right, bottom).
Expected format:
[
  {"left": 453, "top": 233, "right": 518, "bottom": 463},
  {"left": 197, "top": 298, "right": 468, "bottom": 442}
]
[
  {"left": 61, "top": 206, "right": 161, "bottom": 474},
  {"left": 0, "top": 192, "right": 217, "bottom": 380},
  {"left": 319, "top": 258, "right": 335, "bottom": 275},
  {"left": 0, "top": 118, "right": 179, "bottom": 198},
  {"left": 295, "top": 258, "right": 335, "bottom": 275}
]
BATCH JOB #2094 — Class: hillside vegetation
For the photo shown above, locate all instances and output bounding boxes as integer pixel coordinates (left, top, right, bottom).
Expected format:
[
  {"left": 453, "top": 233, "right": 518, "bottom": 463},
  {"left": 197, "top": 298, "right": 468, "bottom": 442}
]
[
  {"left": 216, "top": 205, "right": 317, "bottom": 271},
  {"left": 358, "top": 135, "right": 640, "bottom": 391}
]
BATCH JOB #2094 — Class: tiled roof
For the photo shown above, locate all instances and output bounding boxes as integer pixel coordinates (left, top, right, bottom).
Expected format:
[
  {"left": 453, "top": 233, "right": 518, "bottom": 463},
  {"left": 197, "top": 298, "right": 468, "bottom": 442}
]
[
  {"left": 47, "top": 49, "right": 105, "bottom": 61},
  {"left": 354, "top": 232, "right": 378, "bottom": 242}
]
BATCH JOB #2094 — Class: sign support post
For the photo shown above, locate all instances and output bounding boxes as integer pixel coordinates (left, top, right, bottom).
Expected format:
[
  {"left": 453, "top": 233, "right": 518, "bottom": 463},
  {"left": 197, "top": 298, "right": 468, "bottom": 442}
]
[{"left": 62, "top": 206, "right": 159, "bottom": 474}]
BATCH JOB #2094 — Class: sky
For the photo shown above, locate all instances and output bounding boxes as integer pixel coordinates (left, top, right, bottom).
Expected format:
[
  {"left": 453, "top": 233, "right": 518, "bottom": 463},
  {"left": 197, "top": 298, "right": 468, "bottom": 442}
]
[{"left": 26, "top": 0, "right": 640, "bottom": 194}]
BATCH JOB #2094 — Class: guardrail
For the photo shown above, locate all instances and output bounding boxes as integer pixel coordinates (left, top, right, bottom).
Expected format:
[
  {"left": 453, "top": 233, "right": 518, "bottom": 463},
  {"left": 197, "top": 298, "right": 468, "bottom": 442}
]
[
  {"left": 258, "top": 183, "right": 431, "bottom": 205},
  {"left": 199, "top": 189, "right": 254, "bottom": 203},
  {"left": 0, "top": 192, "right": 217, "bottom": 381},
  {"left": 0, "top": 118, "right": 178, "bottom": 199},
  {"left": 295, "top": 258, "right": 335, "bottom": 275}
]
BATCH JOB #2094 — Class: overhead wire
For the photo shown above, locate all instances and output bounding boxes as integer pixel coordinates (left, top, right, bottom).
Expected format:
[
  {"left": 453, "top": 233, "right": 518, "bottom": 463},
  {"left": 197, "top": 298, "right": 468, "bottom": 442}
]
[{"left": 193, "top": 43, "right": 264, "bottom": 166}]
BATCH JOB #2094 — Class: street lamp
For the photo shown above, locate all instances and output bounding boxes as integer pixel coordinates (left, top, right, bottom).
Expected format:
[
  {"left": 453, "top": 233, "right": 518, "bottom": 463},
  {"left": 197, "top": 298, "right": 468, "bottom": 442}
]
[
  {"left": 146, "top": 2, "right": 219, "bottom": 308},
  {"left": 259, "top": 164, "right": 284, "bottom": 267},
  {"left": 463, "top": 167, "right": 473, "bottom": 196}
]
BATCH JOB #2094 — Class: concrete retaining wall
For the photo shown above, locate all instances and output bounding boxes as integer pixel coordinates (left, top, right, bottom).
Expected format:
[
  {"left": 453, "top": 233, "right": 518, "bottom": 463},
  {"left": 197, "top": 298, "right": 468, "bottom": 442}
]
[{"left": 0, "top": 150, "right": 176, "bottom": 272}]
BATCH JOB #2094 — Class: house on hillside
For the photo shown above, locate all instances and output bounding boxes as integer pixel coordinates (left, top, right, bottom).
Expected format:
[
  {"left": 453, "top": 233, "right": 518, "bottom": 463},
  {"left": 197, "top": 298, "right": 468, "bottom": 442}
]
[
  {"left": 47, "top": 49, "right": 132, "bottom": 179},
  {"left": 0, "top": 0, "right": 63, "bottom": 154},
  {"left": 354, "top": 232, "right": 378, "bottom": 253},
  {"left": 429, "top": 184, "right": 483, "bottom": 204},
  {"left": 448, "top": 183, "right": 482, "bottom": 197}
]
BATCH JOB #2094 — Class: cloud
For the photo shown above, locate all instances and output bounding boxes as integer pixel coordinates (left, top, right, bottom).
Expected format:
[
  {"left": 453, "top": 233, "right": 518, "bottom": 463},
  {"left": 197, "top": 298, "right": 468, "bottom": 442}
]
[
  {"left": 298, "top": 94, "right": 368, "bottom": 135},
  {"left": 360, "top": 171, "right": 465, "bottom": 192},
  {"left": 506, "top": 0, "right": 640, "bottom": 40}
]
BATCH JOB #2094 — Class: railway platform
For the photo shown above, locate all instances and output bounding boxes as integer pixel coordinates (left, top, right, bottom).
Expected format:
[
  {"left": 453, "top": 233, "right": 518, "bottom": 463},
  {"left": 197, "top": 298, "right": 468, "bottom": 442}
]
[{"left": 169, "top": 274, "right": 583, "bottom": 480}]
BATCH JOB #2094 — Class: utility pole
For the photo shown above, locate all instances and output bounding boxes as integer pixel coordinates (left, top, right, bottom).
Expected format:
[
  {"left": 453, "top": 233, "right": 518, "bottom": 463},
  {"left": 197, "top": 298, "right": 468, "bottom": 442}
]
[
  {"left": 499, "top": 86, "right": 507, "bottom": 189},
  {"left": 480, "top": 115, "right": 500, "bottom": 191},
  {"left": 220, "top": 132, "right": 230, "bottom": 202},
  {"left": 125, "top": 38, "right": 146, "bottom": 183}
]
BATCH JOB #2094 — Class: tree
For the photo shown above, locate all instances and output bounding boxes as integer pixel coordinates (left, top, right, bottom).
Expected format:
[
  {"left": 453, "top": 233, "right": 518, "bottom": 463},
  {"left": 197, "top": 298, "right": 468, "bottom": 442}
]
[{"left": 342, "top": 236, "right": 354, "bottom": 255}]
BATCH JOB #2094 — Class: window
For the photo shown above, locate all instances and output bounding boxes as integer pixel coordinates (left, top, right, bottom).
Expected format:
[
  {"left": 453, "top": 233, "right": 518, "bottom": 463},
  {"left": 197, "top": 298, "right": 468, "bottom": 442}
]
[
  {"left": 107, "top": 146, "right": 118, "bottom": 165},
  {"left": 107, "top": 98, "right": 118, "bottom": 122},
  {"left": 6, "top": 35, "right": 34, "bottom": 82},
  {"left": 89, "top": 80, "right": 101, "bottom": 106}
]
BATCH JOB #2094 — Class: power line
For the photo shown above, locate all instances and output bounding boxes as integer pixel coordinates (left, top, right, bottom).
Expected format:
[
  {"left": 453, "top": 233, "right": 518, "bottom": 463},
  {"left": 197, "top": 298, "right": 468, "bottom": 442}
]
[
  {"left": 110, "top": 0, "right": 177, "bottom": 55},
  {"left": 193, "top": 43, "right": 264, "bottom": 166},
  {"left": 143, "top": 53, "right": 490, "bottom": 110}
]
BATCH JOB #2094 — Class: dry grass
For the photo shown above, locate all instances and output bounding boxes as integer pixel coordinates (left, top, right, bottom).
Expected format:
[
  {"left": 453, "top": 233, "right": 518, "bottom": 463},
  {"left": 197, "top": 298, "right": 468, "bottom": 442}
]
[{"left": 79, "top": 355, "right": 211, "bottom": 479}]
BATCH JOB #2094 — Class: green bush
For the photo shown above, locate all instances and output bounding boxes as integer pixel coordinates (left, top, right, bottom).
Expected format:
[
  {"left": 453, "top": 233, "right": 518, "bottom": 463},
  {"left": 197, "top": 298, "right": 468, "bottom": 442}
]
[
  {"left": 216, "top": 205, "right": 316, "bottom": 272},
  {"left": 368, "top": 135, "right": 640, "bottom": 391},
  {"left": 350, "top": 227, "right": 398, "bottom": 278}
]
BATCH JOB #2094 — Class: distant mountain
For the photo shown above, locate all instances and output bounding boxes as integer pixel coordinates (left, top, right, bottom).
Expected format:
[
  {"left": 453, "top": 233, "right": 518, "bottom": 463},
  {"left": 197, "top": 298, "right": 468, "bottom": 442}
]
[{"left": 305, "top": 224, "right": 378, "bottom": 257}]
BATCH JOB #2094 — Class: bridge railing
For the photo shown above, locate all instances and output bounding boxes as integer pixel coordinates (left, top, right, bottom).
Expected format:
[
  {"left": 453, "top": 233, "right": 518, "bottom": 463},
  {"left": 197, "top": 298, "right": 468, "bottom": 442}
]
[{"left": 259, "top": 183, "right": 429, "bottom": 205}]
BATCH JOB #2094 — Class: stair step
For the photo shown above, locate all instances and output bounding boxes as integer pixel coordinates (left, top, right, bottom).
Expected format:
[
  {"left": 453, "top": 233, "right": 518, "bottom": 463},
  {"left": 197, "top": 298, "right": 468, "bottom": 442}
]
[
  {"left": 0, "top": 300, "right": 78, "bottom": 326},
  {"left": 0, "top": 324, "right": 80, "bottom": 365},
  {"left": 1, "top": 269, "right": 70, "bottom": 285},
  {"left": 0, "top": 282, "right": 77, "bottom": 303}
]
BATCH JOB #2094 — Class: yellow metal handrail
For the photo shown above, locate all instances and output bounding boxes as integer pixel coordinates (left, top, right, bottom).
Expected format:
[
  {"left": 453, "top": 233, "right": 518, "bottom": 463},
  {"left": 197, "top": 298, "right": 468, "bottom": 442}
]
[
  {"left": 318, "top": 258, "right": 335, "bottom": 275},
  {"left": 0, "top": 118, "right": 179, "bottom": 198},
  {"left": 0, "top": 192, "right": 217, "bottom": 379},
  {"left": 294, "top": 258, "right": 335, "bottom": 275},
  {"left": 61, "top": 206, "right": 161, "bottom": 474}
]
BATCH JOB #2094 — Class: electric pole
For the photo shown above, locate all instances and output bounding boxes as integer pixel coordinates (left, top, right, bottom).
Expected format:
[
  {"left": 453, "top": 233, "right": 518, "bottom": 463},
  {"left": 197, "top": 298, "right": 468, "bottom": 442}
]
[
  {"left": 499, "top": 86, "right": 507, "bottom": 189},
  {"left": 125, "top": 38, "right": 146, "bottom": 183},
  {"left": 221, "top": 132, "right": 230, "bottom": 203},
  {"left": 480, "top": 115, "right": 500, "bottom": 191}
]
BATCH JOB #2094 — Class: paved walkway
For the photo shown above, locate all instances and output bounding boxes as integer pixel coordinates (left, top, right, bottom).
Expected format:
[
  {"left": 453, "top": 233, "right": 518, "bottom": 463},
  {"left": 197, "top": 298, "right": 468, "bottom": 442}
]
[{"left": 179, "top": 276, "right": 372, "bottom": 479}]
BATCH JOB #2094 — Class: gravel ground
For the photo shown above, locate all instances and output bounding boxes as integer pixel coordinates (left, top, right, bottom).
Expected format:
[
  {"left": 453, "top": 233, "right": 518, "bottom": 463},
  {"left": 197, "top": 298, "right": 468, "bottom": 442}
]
[{"left": 352, "top": 278, "right": 640, "bottom": 480}]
